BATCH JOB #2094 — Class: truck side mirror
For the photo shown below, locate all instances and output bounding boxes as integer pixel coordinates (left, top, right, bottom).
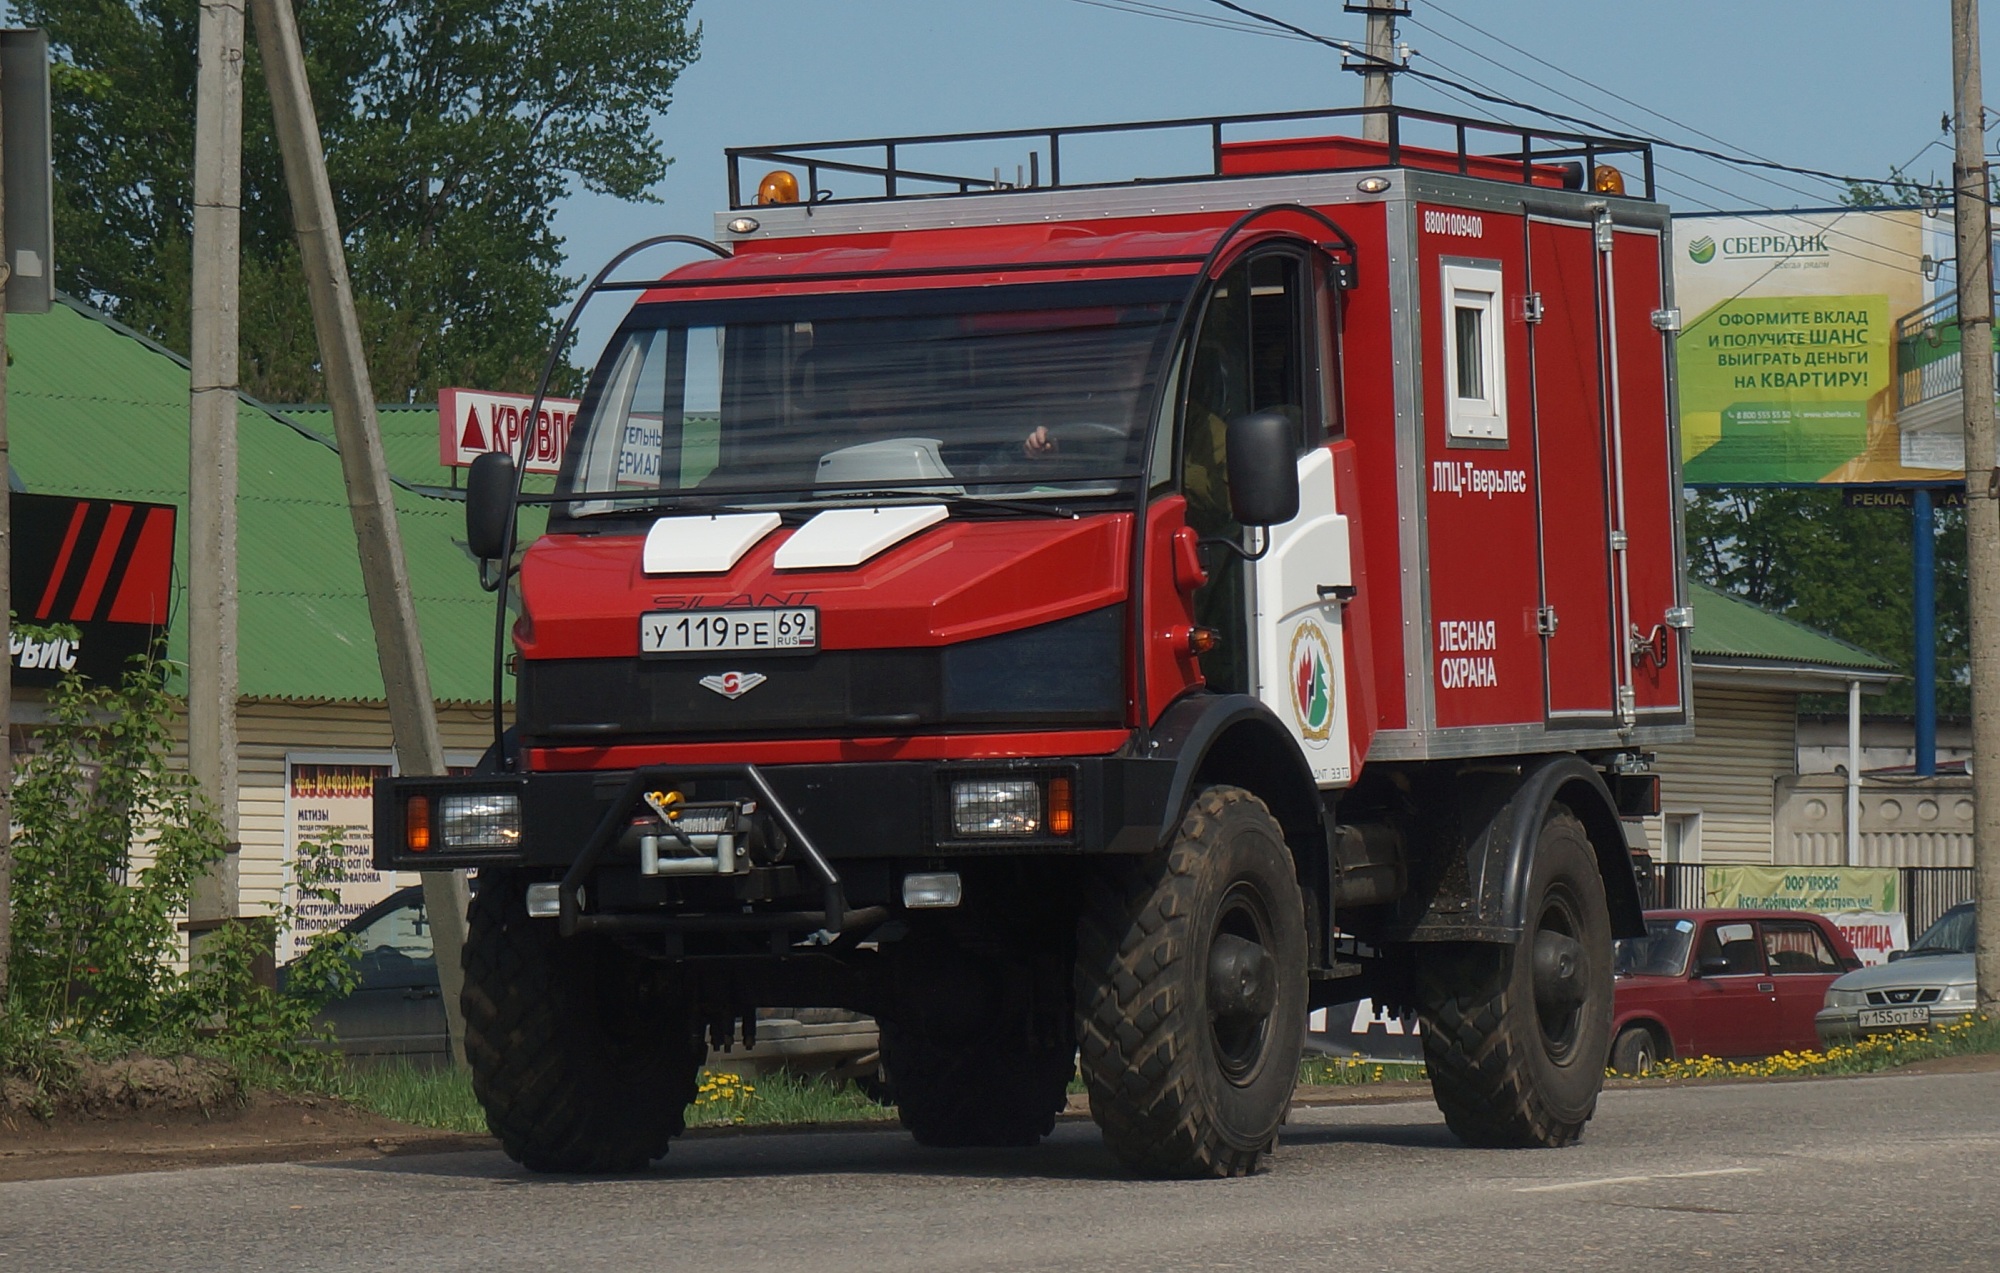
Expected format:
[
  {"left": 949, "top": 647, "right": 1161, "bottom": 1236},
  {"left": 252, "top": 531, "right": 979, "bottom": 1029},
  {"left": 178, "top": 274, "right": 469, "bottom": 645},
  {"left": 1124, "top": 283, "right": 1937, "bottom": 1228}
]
[
  {"left": 465, "top": 450, "right": 518, "bottom": 562},
  {"left": 1225, "top": 411, "right": 1300, "bottom": 527}
]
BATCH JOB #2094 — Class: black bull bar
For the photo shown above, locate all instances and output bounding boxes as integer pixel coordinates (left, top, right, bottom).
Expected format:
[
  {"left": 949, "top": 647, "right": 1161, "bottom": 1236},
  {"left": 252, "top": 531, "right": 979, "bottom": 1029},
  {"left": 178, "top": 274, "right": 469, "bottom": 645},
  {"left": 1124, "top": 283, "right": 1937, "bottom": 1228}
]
[{"left": 557, "top": 764, "right": 887, "bottom": 939}]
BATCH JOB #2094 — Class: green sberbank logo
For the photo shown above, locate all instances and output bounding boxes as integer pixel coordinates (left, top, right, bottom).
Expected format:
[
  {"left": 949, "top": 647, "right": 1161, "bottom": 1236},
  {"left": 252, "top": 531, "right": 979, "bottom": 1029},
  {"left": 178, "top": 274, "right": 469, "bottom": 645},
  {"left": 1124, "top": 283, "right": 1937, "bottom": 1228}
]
[{"left": 1688, "top": 235, "right": 1717, "bottom": 265}]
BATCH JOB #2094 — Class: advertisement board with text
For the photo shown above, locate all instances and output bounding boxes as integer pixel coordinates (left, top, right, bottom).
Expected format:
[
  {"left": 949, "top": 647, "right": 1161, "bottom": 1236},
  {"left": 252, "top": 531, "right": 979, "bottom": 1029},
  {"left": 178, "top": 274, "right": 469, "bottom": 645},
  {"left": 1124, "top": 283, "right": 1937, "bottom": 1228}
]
[
  {"left": 1675, "top": 207, "right": 1972, "bottom": 486},
  {"left": 1703, "top": 865, "right": 1899, "bottom": 915}
]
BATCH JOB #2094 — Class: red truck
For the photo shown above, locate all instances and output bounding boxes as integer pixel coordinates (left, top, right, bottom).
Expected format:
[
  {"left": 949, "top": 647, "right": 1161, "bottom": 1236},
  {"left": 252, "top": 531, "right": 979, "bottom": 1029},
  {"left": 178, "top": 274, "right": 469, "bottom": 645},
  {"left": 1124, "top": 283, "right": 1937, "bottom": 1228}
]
[{"left": 376, "top": 106, "right": 1689, "bottom": 1178}]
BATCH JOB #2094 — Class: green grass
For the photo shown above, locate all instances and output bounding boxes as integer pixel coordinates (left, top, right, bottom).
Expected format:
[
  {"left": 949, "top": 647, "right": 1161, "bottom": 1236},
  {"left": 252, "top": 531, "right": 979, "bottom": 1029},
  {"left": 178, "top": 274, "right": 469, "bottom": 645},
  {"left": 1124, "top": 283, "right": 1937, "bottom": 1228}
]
[
  {"left": 684, "top": 1068, "right": 896, "bottom": 1128},
  {"left": 325, "top": 1063, "right": 894, "bottom": 1134},
  {"left": 1628, "top": 1013, "right": 2000, "bottom": 1082},
  {"left": 106, "top": 1016, "right": 2000, "bottom": 1139},
  {"left": 328, "top": 1060, "right": 488, "bottom": 1133},
  {"left": 1297, "top": 1053, "right": 1427, "bottom": 1086}
]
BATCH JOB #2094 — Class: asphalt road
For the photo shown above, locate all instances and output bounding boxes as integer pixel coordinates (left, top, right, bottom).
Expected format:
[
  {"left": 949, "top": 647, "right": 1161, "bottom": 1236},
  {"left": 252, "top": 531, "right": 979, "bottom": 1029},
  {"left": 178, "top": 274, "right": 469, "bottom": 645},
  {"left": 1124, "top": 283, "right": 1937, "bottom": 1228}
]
[{"left": 5, "top": 1070, "right": 1997, "bottom": 1272}]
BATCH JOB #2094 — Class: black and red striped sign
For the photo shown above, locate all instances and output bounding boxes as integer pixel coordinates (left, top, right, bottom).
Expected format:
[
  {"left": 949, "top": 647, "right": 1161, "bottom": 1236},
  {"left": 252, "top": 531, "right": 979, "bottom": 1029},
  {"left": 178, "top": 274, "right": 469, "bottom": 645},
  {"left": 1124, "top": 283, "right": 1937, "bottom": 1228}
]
[{"left": 12, "top": 493, "right": 175, "bottom": 685}]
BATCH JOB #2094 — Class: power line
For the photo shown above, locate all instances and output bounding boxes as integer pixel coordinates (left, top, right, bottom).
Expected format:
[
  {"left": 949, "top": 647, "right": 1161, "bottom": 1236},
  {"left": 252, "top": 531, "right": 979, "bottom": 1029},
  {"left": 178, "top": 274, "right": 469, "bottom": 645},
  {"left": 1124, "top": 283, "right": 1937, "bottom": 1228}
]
[
  {"left": 1078, "top": 0, "right": 1965, "bottom": 261},
  {"left": 1196, "top": 0, "right": 1944, "bottom": 196},
  {"left": 1406, "top": 14, "right": 1851, "bottom": 205},
  {"left": 1410, "top": 72, "right": 1922, "bottom": 279},
  {"left": 1421, "top": 1, "right": 1862, "bottom": 185},
  {"left": 1406, "top": 44, "right": 1932, "bottom": 274},
  {"left": 1408, "top": 13, "right": 1954, "bottom": 241},
  {"left": 1065, "top": 0, "right": 1314, "bottom": 42}
]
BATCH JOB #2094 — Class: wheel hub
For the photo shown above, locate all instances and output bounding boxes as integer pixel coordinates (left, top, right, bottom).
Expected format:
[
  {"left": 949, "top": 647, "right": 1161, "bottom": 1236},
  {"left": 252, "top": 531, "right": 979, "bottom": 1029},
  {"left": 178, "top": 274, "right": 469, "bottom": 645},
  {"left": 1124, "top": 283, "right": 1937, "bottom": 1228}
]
[
  {"left": 1530, "top": 900, "right": 1587, "bottom": 1060},
  {"left": 1207, "top": 887, "right": 1279, "bottom": 1085},
  {"left": 1208, "top": 932, "right": 1277, "bottom": 1020}
]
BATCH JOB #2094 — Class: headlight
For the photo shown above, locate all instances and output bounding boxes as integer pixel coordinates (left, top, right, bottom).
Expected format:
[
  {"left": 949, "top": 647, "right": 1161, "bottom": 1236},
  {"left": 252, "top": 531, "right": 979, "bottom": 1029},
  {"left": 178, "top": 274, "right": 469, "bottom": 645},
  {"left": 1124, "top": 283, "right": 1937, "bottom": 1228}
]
[
  {"left": 438, "top": 792, "right": 522, "bottom": 850},
  {"left": 1824, "top": 988, "right": 1866, "bottom": 1009},
  {"left": 1942, "top": 982, "right": 1976, "bottom": 1003},
  {"left": 952, "top": 779, "right": 1042, "bottom": 836}
]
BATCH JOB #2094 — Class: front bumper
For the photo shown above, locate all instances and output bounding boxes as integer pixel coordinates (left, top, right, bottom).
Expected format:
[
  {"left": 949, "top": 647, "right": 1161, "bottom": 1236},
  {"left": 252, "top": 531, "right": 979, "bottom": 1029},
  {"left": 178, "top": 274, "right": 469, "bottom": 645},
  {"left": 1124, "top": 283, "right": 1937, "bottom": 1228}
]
[
  {"left": 1814, "top": 1001, "right": 1977, "bottom": 1047},
  {"left": 374, "top": 753, "right": 1173, "bottom": 873},
  {"left": 375, "top": 754, "right": 1172, "bottom": 940}
]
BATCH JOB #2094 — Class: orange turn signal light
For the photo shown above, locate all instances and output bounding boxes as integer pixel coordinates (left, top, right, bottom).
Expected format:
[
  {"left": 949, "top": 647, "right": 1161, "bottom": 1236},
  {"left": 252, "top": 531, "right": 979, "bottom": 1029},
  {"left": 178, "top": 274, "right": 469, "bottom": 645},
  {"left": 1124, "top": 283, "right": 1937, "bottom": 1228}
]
[
  {"left": 1047, "top": 777, "right": 1075, "bottom": 837},
  {"left": 406, "top": 795, "right": 432, "bottom": 853},
  {"left": 1188, "top": 626, "right": 1221, "bottom": 656}
]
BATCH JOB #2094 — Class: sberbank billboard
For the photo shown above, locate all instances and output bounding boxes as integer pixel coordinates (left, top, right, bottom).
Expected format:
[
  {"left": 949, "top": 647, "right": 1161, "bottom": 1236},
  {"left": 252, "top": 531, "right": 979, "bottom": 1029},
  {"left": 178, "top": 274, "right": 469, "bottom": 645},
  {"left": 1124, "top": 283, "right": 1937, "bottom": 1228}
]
[{"left": 1674, "top": 208, "right": 1967, "bottom": 486}]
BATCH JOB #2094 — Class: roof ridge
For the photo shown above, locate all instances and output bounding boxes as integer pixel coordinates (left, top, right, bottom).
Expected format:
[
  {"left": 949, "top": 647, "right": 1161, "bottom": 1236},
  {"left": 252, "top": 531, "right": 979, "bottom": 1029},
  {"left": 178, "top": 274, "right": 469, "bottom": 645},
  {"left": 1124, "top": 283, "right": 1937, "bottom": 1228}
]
[
  {"left": 1686, "top": 579, "right": 1897, "bottom": 670},
  {"left": 52, "top": 292, "right": 463, "bottom": 504}
]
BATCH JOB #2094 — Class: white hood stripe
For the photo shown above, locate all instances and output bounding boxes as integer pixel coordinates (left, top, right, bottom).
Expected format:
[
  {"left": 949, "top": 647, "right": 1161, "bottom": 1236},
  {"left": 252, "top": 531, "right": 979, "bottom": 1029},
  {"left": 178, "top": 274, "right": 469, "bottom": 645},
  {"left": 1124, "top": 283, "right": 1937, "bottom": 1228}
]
[
  {"left": 642, "top": 512, "right": 782, "bottom": 575},
  {"left": 773, "top": 505, "right": 948, "bottom": 571}
]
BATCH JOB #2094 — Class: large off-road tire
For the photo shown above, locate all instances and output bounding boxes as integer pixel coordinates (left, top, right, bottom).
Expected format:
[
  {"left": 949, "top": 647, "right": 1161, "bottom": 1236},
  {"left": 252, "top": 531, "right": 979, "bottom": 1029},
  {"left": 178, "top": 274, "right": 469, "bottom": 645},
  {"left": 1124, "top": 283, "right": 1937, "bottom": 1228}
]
[
  {"left": 462, "top": 871, "right": 704, "bottom": 1173},
  {"left": 1075, "top": 786, "right": 1308, "bottom": 1178},
  {"left": 879, "top": 1022, "right": 1074, "bottom": 1148},
  {"left": 1415, "top": 807, "right": 1613, "bottom": 1148}
]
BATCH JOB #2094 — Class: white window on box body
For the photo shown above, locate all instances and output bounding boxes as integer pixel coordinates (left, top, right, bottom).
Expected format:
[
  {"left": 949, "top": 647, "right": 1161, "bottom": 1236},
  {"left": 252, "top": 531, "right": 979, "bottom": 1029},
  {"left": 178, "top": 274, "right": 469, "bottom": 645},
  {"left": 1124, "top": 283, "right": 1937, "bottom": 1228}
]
[{"left": 1441, "top": 262, "right": 1505, "bottom": 442}]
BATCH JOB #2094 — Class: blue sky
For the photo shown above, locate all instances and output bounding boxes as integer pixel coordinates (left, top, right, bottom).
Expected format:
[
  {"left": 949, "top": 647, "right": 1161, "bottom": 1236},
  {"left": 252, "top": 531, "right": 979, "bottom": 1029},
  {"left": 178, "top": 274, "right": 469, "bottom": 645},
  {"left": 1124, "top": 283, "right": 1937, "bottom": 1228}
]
[{"left": 551, "top": 0, "right": 1991, "bottom": 362}]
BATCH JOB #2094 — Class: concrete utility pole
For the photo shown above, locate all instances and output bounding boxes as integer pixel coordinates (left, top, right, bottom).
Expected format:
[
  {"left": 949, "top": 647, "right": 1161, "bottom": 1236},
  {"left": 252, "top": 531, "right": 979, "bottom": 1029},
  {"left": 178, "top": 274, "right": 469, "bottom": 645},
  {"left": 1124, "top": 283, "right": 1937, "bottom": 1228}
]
[
  {"left": 1951, "top": 0, "right": 2000, "bottom": 1015},
  {"left": 248, "top": 0, "right": 469, "bottom": 1063},
  {"left": 1357, "top": 1, "right": 1401, "bottom": 143},
  {"left": 0, "top": 51, "right": 12, "bottom": 1002},
  {"left": 188, "top": 0, "right": 245, "bottom": 933}
]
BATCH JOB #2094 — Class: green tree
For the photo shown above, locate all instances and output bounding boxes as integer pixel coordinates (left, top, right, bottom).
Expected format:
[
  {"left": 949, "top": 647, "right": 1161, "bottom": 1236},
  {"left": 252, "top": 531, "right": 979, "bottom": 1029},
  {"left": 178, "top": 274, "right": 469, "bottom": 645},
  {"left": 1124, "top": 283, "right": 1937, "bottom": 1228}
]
[
  {"left": 25, "top": 0, "right": 699, "bottom": 401},
  {"left": 1686, "top": 487, "right": 1967, "bottom": 717}
]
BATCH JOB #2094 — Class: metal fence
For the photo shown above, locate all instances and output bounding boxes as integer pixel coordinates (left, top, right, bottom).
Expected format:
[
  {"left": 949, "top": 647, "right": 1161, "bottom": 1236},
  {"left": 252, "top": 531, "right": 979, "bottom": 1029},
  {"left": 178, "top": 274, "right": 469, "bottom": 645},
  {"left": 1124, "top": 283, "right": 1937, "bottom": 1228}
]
[
  {"left": 1638, "top": 864, "right": 1973, "bottom": 940},
  {"left": 1905, "top": 867, "right": 1975, "bottom": 935}
]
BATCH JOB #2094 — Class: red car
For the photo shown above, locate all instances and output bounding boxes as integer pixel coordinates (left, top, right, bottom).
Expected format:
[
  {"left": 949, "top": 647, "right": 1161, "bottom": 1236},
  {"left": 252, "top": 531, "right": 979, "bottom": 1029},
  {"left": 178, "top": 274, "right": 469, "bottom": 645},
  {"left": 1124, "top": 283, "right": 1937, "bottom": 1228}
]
[{"left": 1609, "top": 909, "right": 1863, "bottom": 1072}]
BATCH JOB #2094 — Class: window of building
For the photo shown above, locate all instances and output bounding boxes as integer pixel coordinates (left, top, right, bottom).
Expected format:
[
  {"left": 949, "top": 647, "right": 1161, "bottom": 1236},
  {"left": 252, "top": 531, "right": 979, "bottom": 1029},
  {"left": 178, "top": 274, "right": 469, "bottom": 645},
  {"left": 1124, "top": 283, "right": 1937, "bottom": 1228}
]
[{"left": 1662, "top": 811, "right": 1702, "bottom": 863}]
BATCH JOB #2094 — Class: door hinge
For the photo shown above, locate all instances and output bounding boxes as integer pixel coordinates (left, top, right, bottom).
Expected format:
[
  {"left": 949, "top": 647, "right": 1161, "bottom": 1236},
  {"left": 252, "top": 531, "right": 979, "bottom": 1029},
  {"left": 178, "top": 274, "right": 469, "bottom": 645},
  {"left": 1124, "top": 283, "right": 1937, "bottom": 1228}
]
[
  {"left": 1664, "top": 605, "right": 1694, "bottom": 630},
  {"left": 1651, "top": 307, "right": 1682, "bottom": 332},
  {"left": 1520, "top": 292, "right": 1544, "bottom": 324},
  {"left": 1536, "top": 605, "right": 1559, "bottom": 637},
  {"left": 1610, "top": 529, "right": 1629, "bottom": 551},
  {"left": 1593, "top": 206, "right": 1615, "bottom": 253}
]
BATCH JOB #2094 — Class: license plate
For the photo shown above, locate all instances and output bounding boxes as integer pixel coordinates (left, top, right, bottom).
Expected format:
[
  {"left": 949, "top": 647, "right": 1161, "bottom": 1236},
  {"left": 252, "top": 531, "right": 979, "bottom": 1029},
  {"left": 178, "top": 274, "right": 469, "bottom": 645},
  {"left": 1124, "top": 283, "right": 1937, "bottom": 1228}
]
[
  {"left": 1858, "top": 1006, "right": 1930, "bottom": 1029},
  {"left": 640, "top": 607, "right": 818, "bottom": 656}
]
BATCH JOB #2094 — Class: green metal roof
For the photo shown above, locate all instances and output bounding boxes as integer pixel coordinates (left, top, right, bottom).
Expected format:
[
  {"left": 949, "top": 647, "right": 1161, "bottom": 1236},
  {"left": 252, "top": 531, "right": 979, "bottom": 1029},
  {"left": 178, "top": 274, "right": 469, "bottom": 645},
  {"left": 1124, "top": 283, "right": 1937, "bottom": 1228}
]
[
  {"left": 275, "top": 403, "right": 460, "bottom": 493},
  {"left": 7, "top": 298, "right": 499, "bottom": 704},
  {"left": 1687, "top": 580, "right": 1896, "bottom": 675}
]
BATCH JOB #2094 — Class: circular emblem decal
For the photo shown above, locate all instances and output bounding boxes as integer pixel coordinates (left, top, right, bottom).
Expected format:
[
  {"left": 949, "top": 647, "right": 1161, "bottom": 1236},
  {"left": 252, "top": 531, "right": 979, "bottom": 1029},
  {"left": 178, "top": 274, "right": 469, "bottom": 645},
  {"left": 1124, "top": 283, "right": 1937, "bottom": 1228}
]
[
  {"left": 1687, "top": 235, "right": 1716, "bottom": 265},
  {"left": 1288, "top": 620, "right": 1336, "bottom": 742}
]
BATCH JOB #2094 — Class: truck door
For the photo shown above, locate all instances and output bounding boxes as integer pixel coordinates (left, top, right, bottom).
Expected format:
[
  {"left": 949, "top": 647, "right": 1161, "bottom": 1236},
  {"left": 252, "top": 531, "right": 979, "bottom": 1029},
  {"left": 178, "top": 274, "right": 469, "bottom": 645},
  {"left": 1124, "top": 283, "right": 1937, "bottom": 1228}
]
[
  {"left": 1607, "top": 224, "right": 1687, "bottom": 722},
  {"left": 1181, "top": 249, "right": 1353, "bottom": 785},
  {"left": 1527, "top": 215, "right": 1618, "bottom": 722}
]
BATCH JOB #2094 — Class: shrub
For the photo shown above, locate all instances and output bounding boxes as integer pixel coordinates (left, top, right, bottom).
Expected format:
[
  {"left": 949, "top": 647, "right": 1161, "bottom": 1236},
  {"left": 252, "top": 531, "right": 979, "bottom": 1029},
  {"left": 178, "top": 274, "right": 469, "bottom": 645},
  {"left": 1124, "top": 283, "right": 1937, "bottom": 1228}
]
[{"left": 2, "top": 654, "right": 358, "bottom": 1093}]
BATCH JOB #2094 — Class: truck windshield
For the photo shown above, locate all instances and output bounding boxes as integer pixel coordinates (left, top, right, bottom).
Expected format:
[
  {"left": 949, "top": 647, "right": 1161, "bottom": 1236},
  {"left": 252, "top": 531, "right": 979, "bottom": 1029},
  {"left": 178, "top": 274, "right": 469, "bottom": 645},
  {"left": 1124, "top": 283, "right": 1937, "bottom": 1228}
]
[{"left": 553, "top": 280, "right": 1184, "bottom": 519}]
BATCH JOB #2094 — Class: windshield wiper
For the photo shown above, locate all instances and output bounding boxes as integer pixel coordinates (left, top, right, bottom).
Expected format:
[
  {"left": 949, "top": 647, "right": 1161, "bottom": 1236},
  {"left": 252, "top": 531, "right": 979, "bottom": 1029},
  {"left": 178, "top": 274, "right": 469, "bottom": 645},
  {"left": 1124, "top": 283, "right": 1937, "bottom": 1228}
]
[{"left": 829, "top": 489, "right": 1081, "bottom": 520}]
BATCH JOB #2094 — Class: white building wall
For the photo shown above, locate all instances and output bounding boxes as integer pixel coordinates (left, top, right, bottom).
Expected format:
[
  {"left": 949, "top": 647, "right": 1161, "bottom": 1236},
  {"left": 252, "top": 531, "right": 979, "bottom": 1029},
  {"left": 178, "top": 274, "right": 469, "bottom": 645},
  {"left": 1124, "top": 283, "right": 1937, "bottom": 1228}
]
[
  {"left": 234, "top": 699, "right": 497, "bottom": 916},
  {"left": 1647, "top": 683, "right": 1796, "bottom": 865}
]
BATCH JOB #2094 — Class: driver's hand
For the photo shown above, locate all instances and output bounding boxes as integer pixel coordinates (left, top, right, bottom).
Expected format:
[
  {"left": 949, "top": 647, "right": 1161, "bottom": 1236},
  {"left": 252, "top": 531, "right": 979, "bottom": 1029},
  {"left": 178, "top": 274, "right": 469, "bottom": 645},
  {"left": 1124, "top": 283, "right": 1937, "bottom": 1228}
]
[{"left": 1022, "top": 426, "right": 1057, "bottom": 458}]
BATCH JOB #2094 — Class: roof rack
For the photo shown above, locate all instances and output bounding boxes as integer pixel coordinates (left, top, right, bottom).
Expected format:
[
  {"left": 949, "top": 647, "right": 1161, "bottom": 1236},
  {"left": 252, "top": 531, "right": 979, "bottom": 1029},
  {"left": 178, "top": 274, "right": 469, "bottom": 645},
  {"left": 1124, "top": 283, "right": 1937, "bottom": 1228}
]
[{"left": 725, "top": 105, "right": 1654, "bottom": 210}]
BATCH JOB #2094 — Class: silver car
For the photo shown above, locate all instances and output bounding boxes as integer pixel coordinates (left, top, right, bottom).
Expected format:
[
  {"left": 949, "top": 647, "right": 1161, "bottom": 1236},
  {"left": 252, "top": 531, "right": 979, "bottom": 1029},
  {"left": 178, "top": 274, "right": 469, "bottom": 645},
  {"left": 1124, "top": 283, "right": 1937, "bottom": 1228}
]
[{"left": 1816, "top": 903, "right": 1977, "bottom": 1046}]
